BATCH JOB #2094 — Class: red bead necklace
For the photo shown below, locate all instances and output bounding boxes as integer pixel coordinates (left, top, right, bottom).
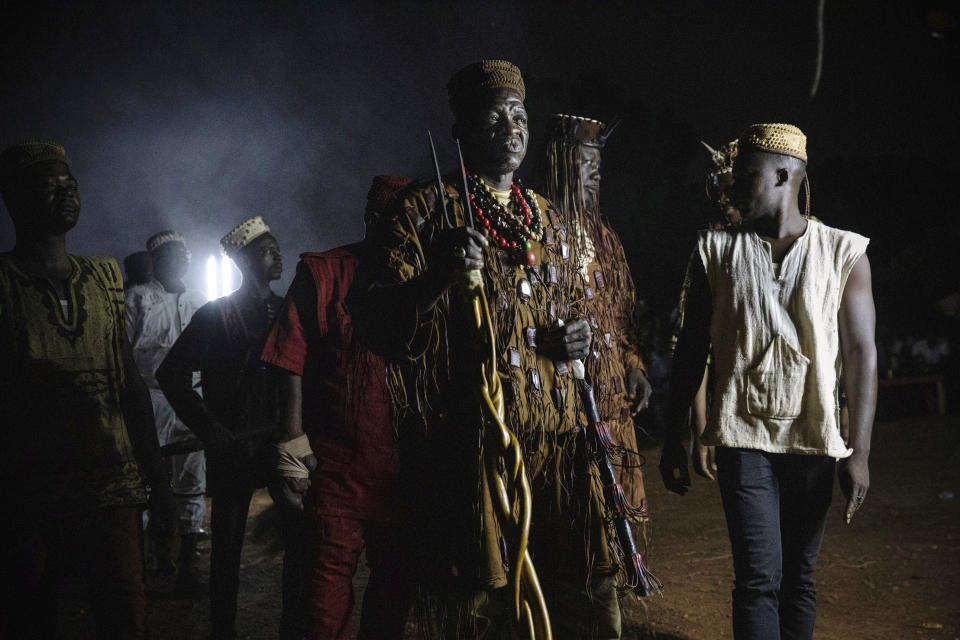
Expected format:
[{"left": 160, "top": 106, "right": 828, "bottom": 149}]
[{"left": 466, "top": 174, "right": 542, "bottom": 266}]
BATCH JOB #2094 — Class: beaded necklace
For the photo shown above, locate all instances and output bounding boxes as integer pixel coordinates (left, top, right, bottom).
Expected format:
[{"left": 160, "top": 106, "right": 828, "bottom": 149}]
[{"left": 466, "top": 173, "right": 543, "bottom": 266}]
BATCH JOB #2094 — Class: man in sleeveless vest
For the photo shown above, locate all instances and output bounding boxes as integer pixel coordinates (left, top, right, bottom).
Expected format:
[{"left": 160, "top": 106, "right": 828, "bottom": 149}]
[
  {"left": 125, "top": 229, "right": 209, "bottom": 594},
  {"left": 660, "top": 124, "right": 877, "bottom": 640},
  {"left": 0, "top": 141, "right": 175, "bottom": 638},
  {"left": 157, "top": 217, "right": 300, "bottom": 638},
  {"left": 539, "top": 113, "right": 653, "bottom": 537},
  {"left": 674, "top": 136, "right": 831, "bottom": 480},
  {"left": 260, "top": 176, "right": 414, "bottom": 640},
  {"left": 359, "top": 61, "right": 622, "bottom": 638}
]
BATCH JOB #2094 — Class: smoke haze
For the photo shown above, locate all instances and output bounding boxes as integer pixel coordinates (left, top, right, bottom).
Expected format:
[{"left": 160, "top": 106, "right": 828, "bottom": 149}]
[{"left": 2, "top": 1, "right": 957, "bottom": 307}]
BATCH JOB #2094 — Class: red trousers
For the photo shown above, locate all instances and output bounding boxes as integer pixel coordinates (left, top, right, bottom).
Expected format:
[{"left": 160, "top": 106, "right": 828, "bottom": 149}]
[
  {"left": 301, "top": 513, "right": 412, "bottom": 640},
  {"left": 0, "top": 506, "right": 146, "bottom": 640}
]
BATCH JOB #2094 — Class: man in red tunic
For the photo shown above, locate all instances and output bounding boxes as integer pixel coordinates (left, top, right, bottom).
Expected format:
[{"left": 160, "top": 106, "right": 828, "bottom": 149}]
[{"left": 260, "top": 175, "right": 413, "bottom": 640}]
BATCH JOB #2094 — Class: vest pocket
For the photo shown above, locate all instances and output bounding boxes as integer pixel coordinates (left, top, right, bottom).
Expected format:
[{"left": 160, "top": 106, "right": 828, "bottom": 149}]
[{"left": 746, "top": 335, "right": 810, "bottom": 420}]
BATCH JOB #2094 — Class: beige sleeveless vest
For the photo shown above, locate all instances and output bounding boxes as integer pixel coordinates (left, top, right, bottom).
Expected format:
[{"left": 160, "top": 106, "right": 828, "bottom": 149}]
[{"left": 697, "top": 219, "right": 869, "bottom": 458}]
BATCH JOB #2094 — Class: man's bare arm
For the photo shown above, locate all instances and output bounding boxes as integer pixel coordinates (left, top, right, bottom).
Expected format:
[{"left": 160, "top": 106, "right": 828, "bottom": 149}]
[
  {"left": 837, "top": 255, "right": 878, "bottom": 524},
  {"left": 156, "top": 314, "right": 232, "bottom": 448},
  {"left": 281, "top": 373, "right": 305, "bottom": 441},
  {"left": 276, "top": 373, "right": 315, "bottom": 510},
  {"left": 666, "top": 258, "right": 713, "bottom": 441},
  {"left": 692, "top": 365, "right": 717, "bottom": 481},
  {"left": 660, "top": 256, "right": 712, "bottom": 495}
]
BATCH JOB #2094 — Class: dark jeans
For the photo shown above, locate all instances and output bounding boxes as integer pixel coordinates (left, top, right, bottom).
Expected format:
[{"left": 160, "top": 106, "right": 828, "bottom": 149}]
[
  {"left": 300, "top": 513, "right": 412, "bottom": 640},
  {"left": 0, "top": 506, "right": 146, "bottom": 640},
  {"left": 716, "top": 447, "right": 836, "bottom": 640},
  {"left": 210, "top": 486, "right": 304, "bottom": 640}
]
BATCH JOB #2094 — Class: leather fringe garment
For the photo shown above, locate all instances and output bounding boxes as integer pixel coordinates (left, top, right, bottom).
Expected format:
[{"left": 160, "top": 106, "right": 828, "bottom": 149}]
[{"left": 358, "top": 177, "right": 616, "bottom": 637}]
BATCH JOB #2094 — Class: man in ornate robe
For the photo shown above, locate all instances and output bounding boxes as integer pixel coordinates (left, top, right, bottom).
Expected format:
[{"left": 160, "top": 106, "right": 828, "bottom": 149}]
[{"left": 360, "top": 61, "right": 621, "bottom": 639}]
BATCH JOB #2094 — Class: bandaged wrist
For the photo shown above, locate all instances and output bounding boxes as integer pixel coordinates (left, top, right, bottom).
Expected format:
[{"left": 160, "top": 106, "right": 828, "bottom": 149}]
[{"left": 275, "top": 434, "right": 314, "bottom": 479}]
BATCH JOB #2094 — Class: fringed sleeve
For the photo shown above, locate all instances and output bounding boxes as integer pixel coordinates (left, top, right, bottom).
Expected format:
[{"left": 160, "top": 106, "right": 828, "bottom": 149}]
[{"left": 356, "top": 185, "right": 442, "bottom": 361}]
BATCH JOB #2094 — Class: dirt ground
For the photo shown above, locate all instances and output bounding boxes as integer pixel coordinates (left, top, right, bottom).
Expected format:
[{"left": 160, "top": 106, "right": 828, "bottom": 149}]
[{"left": 61, "top": 413, "right": 959, "bottom": 639}]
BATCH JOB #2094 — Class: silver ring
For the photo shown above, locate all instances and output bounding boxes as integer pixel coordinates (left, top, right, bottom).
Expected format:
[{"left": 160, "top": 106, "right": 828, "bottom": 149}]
[{"left": 453, "top": 246, "right": 467, "bottom": 259}]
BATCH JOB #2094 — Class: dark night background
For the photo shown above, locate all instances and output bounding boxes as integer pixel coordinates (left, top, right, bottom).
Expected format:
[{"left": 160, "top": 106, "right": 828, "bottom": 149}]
[{"left": 2, "top": 0, "right": 958, "bottom": 331}]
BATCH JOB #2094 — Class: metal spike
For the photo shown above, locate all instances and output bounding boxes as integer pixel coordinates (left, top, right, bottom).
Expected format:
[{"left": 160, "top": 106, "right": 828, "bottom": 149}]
[{"left": 428, "top": 131, "right": 453, "bottom": 228}]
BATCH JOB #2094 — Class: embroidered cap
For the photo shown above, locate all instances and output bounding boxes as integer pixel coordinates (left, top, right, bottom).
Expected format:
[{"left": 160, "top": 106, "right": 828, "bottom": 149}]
[
  {"left": 0, "top": 141, "right": 72, "bottom": 187},
  {"left": 146, "top": 230, "right": 186, "bottom": 253},
  {"left": 447, "top": 60, "right": 525, "bottom": 114},
  {"left": 220, "top": 216, "right": 271, "bottom": 256}
]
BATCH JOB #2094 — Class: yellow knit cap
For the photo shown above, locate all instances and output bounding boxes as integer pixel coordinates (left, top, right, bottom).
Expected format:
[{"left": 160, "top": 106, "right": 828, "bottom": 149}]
[
  {"left": 447, "top": 59, "right": 526, "bottom": 112},
  {"left": 738, "top": 123, "right": 807, "bottom": 163},
  {"left": 220, "top": 216, "right": 271, "bottom": 256}
]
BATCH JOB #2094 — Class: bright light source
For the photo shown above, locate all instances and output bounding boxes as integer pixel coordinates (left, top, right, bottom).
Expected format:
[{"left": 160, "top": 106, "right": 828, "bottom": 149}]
[
  {"left": 206, "top": 256, "right": 218, "bottom": 301},
  {"left": 221, "top": 256, "right": 234, "bottom": 297},
  {"left": 205, "top": 255, "right": 238, "bottom": 300}
]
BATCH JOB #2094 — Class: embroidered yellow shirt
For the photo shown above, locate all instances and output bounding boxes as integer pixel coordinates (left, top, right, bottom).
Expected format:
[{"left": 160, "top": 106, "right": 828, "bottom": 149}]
[{"left": 0, "top": 255, "right": 146, "bottom": 518}]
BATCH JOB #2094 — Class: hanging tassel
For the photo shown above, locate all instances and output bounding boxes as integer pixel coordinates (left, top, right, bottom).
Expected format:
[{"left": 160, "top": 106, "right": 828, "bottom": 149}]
[{"left": 627, "top": 550, "right": 663, "bottom": 597}]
